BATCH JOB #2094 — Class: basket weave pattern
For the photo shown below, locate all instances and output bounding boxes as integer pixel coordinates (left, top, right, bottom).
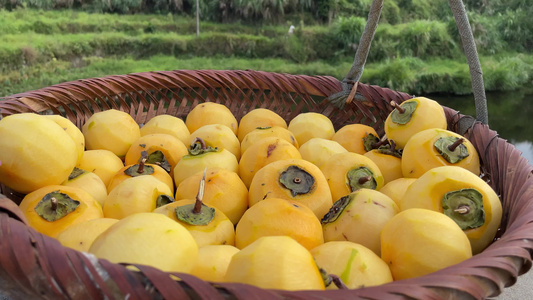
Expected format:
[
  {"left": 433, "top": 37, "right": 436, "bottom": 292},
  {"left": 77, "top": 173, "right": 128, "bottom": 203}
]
[{"left": 1, "top": 69, "right": 533, "bottom": 299}]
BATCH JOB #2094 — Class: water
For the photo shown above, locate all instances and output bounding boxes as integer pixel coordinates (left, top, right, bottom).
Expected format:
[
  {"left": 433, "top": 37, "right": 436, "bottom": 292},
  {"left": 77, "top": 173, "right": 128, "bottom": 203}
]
[{"left": 431, "top": 88, "right": 533, "bottom": 165}]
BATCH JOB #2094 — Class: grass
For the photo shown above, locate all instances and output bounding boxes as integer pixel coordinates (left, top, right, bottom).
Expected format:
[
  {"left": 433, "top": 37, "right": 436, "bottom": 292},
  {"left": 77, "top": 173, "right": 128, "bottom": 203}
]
[
  {"left": 0, "top": 9, "right": 184, "bottom": 35},
  {"left": 2, "top": 53, "right": 532, "bottom": 98},
  {"left": 0, "top": 55, "right": 348, "bottom": 96},
  {"left": 1, "top": 8, "right": 531, "bottom": 97},
  {"left": 0, "top": 9, "right": 284, "bottom": 36}
]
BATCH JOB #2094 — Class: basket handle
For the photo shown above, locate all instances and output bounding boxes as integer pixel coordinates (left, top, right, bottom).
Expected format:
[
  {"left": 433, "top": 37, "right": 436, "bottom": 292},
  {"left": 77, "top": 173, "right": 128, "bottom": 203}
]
[{"left": 329, "top": 0, "right": 489, "bottom": 126}]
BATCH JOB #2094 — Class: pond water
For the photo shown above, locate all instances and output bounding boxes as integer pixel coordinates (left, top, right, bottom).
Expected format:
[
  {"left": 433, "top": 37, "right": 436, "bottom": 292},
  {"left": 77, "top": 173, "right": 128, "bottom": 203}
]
[{"left": 431, "top": 88, "right": 533, "bottom": 165}]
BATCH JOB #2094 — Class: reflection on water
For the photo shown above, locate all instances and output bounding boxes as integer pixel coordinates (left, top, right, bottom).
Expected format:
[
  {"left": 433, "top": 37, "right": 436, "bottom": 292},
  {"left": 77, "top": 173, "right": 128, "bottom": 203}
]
[
  {"left": 431, "top": 88, "right": 533, "bottom": 166},
  {"left": 513, "top": 141, "right": 533, "bottom": 165}
]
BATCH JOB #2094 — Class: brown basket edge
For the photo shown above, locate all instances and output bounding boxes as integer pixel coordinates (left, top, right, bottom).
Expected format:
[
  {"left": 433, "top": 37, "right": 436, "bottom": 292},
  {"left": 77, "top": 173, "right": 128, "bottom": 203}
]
[{"left": 0, "top": 69, "right": 532, "bottom": 299}]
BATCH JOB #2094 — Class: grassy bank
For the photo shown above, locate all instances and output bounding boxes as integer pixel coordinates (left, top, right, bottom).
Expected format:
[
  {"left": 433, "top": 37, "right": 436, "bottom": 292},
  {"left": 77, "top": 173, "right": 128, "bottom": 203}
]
[
  {"left": 0, "top": 19, "right": 461, "bottom": 73},
  {"left": 2, "top": 54, "right": 532, "bottom": 98},
  {"left": 0, "top": 8, "right": 531, "bottom": 97}
]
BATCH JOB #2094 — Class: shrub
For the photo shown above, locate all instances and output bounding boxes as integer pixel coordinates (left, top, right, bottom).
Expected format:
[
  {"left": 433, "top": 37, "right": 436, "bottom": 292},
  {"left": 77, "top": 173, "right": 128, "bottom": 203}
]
[
  {"left": 362, "top": 57, "right": 424, "bottom": 92},
  {"left": 402, "top": 20, "right": 457, "bottom": 58},
  {"left": 0, "top": 48, "right": 25, "bottom": 73},
  {"left": 416, "top": 62, "right": 472, "bottom": 95},
  {"left": 370, "top": 20, "right": 459, "bottom": 61},
  {"left": 381, "top": 0, "right": 401, "bottom": 25},
  {"left": 303, "top": 26, "right": 340, "bottom": 62},
  {"left": 88, "top": 0, "right": 143, "bottom": 14},
  {"left": 496, "top": 9, "right": 532, "bottom": 52},
  {"left": 395, "top": 0, "right": 450, "bottom": 21},
  {"left": 21, "top": 46, "right": 38, "bottom": 65},
  {"left": 447, "top": 13, "right": 505, "bottom": 56},
  {"left": 187, "top": 32, "right": 279, "bottom": 58},
  {"left": 484, "top": 56, "right": 532, "bottom": 91},
  {"left": 284, "top": 34, "right": 313, "bottom": 63},
  {"left": 329, "top": 16, "right": 366, "bottom": 56}
]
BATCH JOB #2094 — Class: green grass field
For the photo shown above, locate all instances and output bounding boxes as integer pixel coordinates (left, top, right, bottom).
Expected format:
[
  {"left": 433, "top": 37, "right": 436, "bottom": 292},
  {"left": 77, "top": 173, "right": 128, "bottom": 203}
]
[{"left": 1, "top": 8, "right": 531, "bottom": 97}]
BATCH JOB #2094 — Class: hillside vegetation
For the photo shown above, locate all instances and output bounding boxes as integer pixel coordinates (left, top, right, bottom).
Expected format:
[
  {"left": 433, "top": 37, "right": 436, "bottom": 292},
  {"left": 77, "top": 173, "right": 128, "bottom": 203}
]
[{"left": 0, "top": 0, "right": 531, "bottom": 97}]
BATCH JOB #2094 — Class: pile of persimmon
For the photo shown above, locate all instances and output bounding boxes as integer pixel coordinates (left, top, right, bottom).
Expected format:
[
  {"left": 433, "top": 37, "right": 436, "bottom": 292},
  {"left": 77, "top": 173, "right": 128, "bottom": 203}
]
[{"left": 0, "top": 98, "right": 501, "bottom": 291}]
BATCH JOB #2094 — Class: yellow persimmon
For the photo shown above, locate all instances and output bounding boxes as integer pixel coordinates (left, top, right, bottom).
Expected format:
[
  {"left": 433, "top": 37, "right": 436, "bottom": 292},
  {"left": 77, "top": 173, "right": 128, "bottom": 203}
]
[
  {"left": 0, "top": 113, "right": 78, "bottom": 194},
  {"left": 153, "top": 199, "right": 235, "bottom": 247},
  {"left": 332, "top": 123, "right": 379, "bottom": 155},
  {"left": 288, "top": 112, "right": 335, "bottom": 146},
  {"left": 400, "top": 166, "right": 502, "bottom": 254},
  {"left": 381, "top": 208, "right": 472, "bottom": 280},
  {"left": 82, "top": 109, "right": 141, "bottom": 158},
  {"left": 19, "top": 185, "right": 104, "bottom": 238},
  {"left": 76, "top": 149, "right": 125, "bottom": 188},
  {"left": 140, "top": 114, "right": 191, "bottom": 145},
  {"left": 401, "top": 128, "right": 480, "bottom": 178},
  {"left": 363, "top": 149, "right": 402, "bottom": 185},
  {"left": 321, "top": 152, "right": 384, "bottom": 202},
  {"left": 237, "top": 108, "right": 287, "bottom": 142},
  {"left": 224, "top": 236, "right": 325, "bottom": 291},
  {"left": 248, "top": 158, "right": 332, "bottom": 219},
  {"left": 124, "top": 133, "right": 188, "bottom": 178},
  {"left": 238, "top": 137, "right": 302, "bottom": 188},
  {"left": 241, "top": 126, "right": 299, "bottom": 155},
  {"left": 175, "top": 168, "right": 248, "bottom": 225},
  {"left": 384, "top": 97, "right": 447, "bottom": 149},
  {"left": 235, "top": 197, "right": 323, "bottom": 250},
  {"left": 186, "top": 102, "right": 239, "bottom": 135}
]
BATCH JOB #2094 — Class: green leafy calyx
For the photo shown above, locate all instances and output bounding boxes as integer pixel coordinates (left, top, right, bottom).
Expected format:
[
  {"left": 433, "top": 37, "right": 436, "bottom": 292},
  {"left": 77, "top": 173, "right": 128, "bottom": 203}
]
[
  {"left": 434, "top": 136, "right": 469, "bottom": 164},
  {"left": 347, "top": 167, "right": 377, "bottom": 191},
  {"left": 390, "top": 101, "right": 417, "bottom": 125},
  {"left": 34, "top": 191, "right": 80, "bottom": 221},
  {"left": 442, "top": 188, "right": 485, "bottom": 230},
  {"left": 279, "top": 165, "right": 315, "bottom": 197}
]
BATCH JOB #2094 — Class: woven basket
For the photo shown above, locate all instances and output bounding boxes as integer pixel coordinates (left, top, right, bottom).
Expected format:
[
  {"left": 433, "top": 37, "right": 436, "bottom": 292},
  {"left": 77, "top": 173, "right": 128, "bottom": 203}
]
[{"left": 2, "top": 1, "right": 533, "bottom": 299}]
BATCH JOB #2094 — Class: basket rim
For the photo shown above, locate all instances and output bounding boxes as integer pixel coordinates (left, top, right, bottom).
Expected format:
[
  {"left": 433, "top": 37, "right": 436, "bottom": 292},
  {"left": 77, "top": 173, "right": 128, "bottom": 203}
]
[{"left": 1, "top": 69, "right": 533, "bottom": 300}]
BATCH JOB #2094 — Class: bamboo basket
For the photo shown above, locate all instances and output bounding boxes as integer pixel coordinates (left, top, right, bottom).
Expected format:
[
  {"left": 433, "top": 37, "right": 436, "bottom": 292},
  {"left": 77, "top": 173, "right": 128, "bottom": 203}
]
[{"left": 1, "top": 0, "right": 533, "bottom": 299}]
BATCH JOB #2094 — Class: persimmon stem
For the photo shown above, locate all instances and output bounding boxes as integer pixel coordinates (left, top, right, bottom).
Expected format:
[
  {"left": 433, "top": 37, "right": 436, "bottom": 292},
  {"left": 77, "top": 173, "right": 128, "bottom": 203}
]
[
  {"left": 193, "top": 168, "right": 208, "bottom": 214},
  {"left": 390, "top": 101, "right": 405, "bottom": 114},
  {"left": 358, "top": 176, "right": 372, "bottom": 185},
  {"left": 448, "top": 138, "right": 465, "bottom": 152},
  {"left": 138, "top": 151, "right": 148, "bottom": 173},
  {"left": 50, "top": 197, "right": 58, "bottom": 211},
  {"left": 454, "top": 205, "right": 470, "bottom": 214},
  {"left": 191, "top": 137, "right": 207, "bottom": 150}
]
